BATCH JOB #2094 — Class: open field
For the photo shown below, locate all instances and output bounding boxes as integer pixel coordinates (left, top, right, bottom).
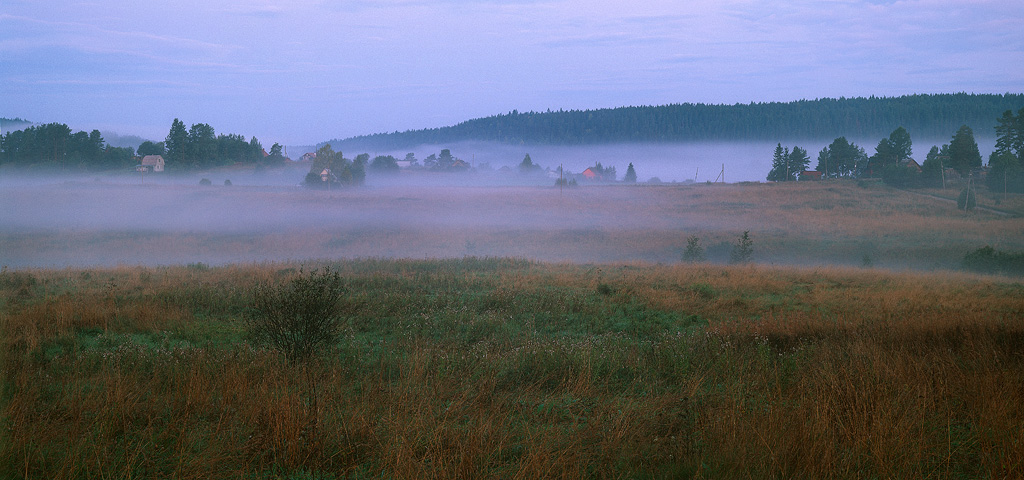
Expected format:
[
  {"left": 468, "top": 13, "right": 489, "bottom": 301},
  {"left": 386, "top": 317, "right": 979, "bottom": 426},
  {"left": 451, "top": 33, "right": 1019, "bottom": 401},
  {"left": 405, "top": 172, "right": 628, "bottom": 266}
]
[
  {"left": 1, "top": 179, "right": 1022, "bottom": 271},
  {"left": 2, "top": 259, "right": 1022, "bottom": 478},
  {"left": 2, "top": 179, "right": 1023, "bottom": 477}
]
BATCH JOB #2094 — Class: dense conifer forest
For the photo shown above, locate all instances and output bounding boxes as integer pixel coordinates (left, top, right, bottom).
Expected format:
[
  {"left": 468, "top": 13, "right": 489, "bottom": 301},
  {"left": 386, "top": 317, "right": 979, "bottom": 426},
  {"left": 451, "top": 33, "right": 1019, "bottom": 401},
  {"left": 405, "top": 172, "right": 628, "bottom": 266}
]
[{"left": 328, "top": 93, "right": 1023, "bottom": 150}]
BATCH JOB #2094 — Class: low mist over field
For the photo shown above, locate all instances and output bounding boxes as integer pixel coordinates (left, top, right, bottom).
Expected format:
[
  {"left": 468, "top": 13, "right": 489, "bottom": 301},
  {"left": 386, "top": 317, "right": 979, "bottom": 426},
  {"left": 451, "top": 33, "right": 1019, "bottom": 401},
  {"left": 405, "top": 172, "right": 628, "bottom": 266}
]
[
  {"left": 360, "top": 138, "right": 994, "bottom": 184},
  {"left": 1, "top": 174, "right": 1019, "bottom": 270}
]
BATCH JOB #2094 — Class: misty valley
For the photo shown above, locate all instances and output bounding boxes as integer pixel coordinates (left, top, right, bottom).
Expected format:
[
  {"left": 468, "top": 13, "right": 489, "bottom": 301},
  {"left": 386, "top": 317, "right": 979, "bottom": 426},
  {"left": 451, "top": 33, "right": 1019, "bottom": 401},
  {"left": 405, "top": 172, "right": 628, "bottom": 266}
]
[{"left": 3, "top": 95, "right": 1024, "bottom": 478}]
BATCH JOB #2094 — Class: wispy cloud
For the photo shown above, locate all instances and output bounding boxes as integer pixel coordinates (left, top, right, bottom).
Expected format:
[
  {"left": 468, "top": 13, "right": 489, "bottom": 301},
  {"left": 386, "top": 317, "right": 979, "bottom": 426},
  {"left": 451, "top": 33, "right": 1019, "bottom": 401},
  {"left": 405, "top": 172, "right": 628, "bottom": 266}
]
[{"left": 0, "top": 14, "right": 237, "bottom": 58}]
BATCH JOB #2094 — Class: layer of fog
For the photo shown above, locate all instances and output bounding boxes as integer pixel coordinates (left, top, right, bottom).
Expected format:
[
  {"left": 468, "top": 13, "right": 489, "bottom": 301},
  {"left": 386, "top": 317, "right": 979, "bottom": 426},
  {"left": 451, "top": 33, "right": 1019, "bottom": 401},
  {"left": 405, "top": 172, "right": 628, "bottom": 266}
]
[
  {"left": 0, "top": 137, "right": 995, "bottom": 190},
  {"left": 0, "top": 137, "right": 999, "bottom": 268},
  {"left": 352, "top": 137, "right": 996, "bottom": 185},
  {"left": 2, "top": 181, "right": 750, "bottom": 268}
]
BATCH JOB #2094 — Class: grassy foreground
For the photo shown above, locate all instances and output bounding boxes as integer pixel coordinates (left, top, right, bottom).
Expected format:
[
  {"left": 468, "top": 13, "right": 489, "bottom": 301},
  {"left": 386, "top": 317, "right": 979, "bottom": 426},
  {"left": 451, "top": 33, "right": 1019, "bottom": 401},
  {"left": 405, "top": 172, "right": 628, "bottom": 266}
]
[{"left": 1, "top": 259, "right": 1023, "bottom": 478}]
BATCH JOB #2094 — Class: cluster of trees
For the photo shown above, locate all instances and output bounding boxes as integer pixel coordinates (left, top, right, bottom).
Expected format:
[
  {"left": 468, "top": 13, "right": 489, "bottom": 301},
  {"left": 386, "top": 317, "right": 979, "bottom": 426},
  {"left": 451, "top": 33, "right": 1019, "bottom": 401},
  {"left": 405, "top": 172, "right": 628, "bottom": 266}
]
[
  {"left": 586, "top": 162, "right": 617, "bottom": 181},
  {"left": 0, "top": 123, "right": 136, "bottom": 170},
  {"left": 766, "top": 144, "right": 810, "bottom": 181},
  {"left": 518, "top": 154, "right": 542, "bottom": 174},
  {"left": 0, "top": 118, "right": 285, "bottom": 172},
  {"left": 162, "top": 118, "right": 283, "bottom": 170},
  {"left": 304, "top": 144, "right": 365, "bottom": 188},
  {"left": 769, "top": 122, "right": 995, "bottom": 190},
  {"left": 816, "top": 137, "right": 868, "bottom": 179},
  {"left": 516, "top": 153, "right": 638, "bottom": 184},
  {"left": 328, "top": 94, "right": 1023, "bottom": 150},
  {"left": 987, "top": 108, "right": 1024, "bottom": 194},
  {"left": 911, "top": 125, "right": 984, "bottom": 188},
  {"left": 864, "top": 127, "right": 913, "bottom": 176},
  {"left": 773, "top": 133, "right": 913, "bottom": 182},
  {"left": 422, "top": 149, "right": 469, "bottom": 171},
  {"left": 369, "top": 155, "right": 400, "bottom": 174}
]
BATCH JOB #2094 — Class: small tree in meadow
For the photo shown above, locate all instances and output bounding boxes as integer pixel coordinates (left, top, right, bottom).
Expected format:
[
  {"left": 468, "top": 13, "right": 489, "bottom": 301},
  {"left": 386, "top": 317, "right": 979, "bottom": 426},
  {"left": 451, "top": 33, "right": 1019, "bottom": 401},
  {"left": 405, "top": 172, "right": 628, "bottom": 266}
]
[
  {"left": 729, "top": 231, "right": 754, "bottom": 264},
  {"left": 957, "top": 186, "right": 977, "bottom": 212},
  {"left": 624, "top": 163, "right": 637, "bottom": 183},
  {"left": 682, "top": 235, "right": 705, "bottom": 263}
]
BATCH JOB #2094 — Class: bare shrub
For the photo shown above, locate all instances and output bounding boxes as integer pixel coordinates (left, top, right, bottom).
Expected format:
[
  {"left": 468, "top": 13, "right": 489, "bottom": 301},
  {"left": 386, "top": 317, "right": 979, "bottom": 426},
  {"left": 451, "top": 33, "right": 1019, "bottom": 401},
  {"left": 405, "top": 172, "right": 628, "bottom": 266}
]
[{"left": 245, "top": 268, "right": 346, "bottom": 363}]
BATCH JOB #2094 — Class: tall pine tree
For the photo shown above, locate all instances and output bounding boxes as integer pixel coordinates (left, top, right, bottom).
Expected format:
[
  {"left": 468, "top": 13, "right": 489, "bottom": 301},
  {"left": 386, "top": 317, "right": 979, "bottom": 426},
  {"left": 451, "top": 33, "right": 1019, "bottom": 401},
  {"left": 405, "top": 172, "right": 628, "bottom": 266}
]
[
  {"left": 164, "top": 119, "right": 188, "bottom": 169},
  {"left": 948, "top": 125, "right": 982, "bottom": 175}
]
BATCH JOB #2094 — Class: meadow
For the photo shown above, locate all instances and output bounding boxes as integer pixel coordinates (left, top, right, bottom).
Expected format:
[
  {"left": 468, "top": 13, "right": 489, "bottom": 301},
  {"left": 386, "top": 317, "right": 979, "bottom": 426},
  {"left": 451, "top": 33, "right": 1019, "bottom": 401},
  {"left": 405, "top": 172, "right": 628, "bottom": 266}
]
[
  {"left": 2, "top": 179, "right": 1023, "bottom": 478},
  {"left": 1, "top": 258, "right": 1023, "bottom": 478}
]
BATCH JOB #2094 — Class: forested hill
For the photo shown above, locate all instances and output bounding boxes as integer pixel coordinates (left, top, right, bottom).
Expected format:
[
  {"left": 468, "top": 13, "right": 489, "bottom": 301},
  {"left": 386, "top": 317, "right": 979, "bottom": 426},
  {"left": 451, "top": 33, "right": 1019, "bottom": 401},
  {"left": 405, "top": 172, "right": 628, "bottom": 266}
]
[
  {"left": 0, "top": 117, "right": 33, "bottom": 133},
  {"left": 327, "top": 93, "right": 1023, "bottom": 150}
]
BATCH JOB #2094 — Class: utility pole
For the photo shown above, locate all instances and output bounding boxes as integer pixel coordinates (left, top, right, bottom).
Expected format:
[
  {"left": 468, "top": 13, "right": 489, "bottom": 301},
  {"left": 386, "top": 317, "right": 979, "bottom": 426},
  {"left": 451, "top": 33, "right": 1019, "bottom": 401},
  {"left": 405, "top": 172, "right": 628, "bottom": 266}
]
[
  {"left": 964, "top": 174, "right": 973, "bottom": 213},
  {"left": 559, "top": 163, "right": 563, "bottom": 197}
]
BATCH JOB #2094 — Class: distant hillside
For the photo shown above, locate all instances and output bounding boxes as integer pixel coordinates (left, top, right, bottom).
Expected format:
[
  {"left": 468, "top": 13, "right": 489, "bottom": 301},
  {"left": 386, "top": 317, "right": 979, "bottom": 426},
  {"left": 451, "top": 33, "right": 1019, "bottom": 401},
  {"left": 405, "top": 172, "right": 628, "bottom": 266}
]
[
  {"left": 101, "top": 131, "right": 152, "bottom": 149},
  {"left": 0, "top": 117, "right": 33, "bottom": 133},
  {"left": 327, "top": 93, "right": 1023, "bottom": 150}
]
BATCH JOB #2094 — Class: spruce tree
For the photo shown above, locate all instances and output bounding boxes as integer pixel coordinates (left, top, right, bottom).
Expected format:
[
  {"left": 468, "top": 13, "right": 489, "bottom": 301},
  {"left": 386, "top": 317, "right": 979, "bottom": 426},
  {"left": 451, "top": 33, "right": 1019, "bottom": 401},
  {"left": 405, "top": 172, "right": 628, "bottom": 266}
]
[
  {"left": 624, "top": 162, "right": 637, "bottom": 183},
  {"left": 948, "top": 125, "right": 982, "bottom": 176}
]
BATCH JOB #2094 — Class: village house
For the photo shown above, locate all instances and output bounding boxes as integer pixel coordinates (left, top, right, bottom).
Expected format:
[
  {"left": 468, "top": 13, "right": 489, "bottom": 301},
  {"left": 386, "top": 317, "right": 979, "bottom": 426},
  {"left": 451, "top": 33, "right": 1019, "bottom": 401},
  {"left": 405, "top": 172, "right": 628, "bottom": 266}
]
[
  {"left": 799, "top": 170, "right": 823, "bottom": 181},
  {"left": 139, "top": 155, "right": 165, "bottom": 172},
  {"left": 901, "top": 158, "right": 922, "bottom": 173}
]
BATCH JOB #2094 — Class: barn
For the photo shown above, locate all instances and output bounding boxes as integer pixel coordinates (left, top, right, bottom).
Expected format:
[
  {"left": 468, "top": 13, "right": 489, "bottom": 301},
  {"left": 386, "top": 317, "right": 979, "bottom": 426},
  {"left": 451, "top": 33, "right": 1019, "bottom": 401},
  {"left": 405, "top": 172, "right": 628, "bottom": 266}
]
[{"left": 140, "top": 155, "right": 165, "bottom": 172}]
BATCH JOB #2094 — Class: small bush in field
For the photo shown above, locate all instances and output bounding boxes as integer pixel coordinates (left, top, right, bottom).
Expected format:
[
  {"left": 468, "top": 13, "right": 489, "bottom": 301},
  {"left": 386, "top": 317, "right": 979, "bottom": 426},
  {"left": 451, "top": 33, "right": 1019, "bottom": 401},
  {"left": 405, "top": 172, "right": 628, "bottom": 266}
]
[
  {"left": 199, "top": 178, "right": 212, "bottom": 186},
  {"left": 729, "top": 231, "right": 753, "bottom": 264},
  {"left": 682, "top": 235, "right": 705, "bottom": 263},
  {"left": 957, "top": 186, "right": 976, "bottom": 211},
  {"left": 0, "top": 267, "right": 36, "bottom": 289},
  {"left": 963, "top": 246, "right": 1024, "bottom": 276},
  {"left": 246, "top": 267, "right": 346, "bottom": 362}
]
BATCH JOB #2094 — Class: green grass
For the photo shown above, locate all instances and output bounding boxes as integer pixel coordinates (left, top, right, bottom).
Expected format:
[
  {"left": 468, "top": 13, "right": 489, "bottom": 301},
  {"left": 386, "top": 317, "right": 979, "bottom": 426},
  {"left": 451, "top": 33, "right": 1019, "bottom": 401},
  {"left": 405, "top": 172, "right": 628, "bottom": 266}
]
[{"left": 2, "top": 259, "right": 1023, "bottom": 478}]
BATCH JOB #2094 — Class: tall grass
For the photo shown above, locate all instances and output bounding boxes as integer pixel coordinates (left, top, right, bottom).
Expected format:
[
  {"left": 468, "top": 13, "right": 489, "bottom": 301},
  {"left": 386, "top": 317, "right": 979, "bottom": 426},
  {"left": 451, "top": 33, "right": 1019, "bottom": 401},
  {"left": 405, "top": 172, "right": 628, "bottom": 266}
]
[{"left": 2, "top": 260, "right": 1022, "bottom": 478}]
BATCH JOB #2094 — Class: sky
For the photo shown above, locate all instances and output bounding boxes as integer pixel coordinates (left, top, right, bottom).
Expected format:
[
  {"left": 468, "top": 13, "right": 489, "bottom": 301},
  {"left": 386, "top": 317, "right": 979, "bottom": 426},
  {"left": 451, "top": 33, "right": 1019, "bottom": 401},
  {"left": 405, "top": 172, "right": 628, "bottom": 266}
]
[{"left": 2, "top": 0, "right": 1022, "bottom": 146}]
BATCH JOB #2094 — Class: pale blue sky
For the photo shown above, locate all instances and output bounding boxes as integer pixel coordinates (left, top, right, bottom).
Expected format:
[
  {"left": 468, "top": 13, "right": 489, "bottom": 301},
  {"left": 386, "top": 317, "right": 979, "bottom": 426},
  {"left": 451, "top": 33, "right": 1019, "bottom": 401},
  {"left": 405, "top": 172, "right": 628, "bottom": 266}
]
[{"left": 2, "top": 0, "right": 1022, "bottom": 145}]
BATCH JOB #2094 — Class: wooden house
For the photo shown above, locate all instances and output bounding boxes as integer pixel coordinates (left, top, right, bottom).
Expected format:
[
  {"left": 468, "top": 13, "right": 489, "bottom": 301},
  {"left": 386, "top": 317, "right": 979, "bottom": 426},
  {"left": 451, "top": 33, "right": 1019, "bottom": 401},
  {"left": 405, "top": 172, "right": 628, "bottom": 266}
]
[{"left": 140, "top": 155, "right": 165, "bottom": 172}]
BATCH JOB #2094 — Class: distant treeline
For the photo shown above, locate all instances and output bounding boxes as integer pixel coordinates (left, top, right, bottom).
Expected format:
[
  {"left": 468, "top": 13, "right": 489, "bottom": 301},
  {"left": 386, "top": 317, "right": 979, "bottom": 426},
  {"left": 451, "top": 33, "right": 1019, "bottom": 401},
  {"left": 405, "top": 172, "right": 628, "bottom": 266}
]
[
  {"left": 328, "top": 93, "right": 1023, "bottom": 150},
  {"left": 160, "top": 118, "right": 284, "bottom": 171},
  {"left": 0, "top": 123, "right": 136, "bottom": 171},
  {"left": 0, "top": 119, "right": 284, "bottom": 171},
  {"left": 0, "top": 117, "right": 33, "bottom": 132}
]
